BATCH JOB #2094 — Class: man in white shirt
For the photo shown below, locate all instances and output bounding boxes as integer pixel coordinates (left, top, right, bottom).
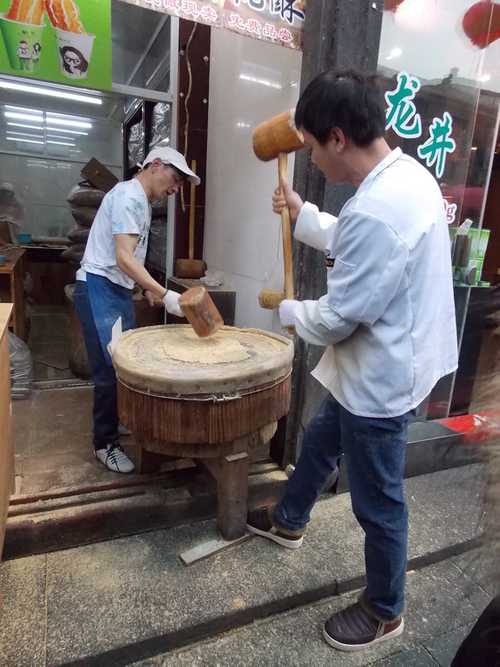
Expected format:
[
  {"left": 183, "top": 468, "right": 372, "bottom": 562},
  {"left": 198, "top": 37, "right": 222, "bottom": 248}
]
[
  {"left": 74, "top": 147, "right": 200, "bottom": 474},
  {"left": 247, "top": 70, "right": 458, "bottom": 651}
]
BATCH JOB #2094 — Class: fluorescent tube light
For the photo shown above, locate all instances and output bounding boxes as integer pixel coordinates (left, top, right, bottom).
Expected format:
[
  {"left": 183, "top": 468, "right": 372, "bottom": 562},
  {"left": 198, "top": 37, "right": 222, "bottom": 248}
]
[
  {"left": 7, "top": 121, "right": 88, "bottom": 135},
  {"left": 7, "top": 130, "right": 43, "bottom": 139},
  {"left": 6, "top": 136, "right": 44, "bottom": 145},
  {"left": 47, "top": 134, "right": 78, "bottom": 141},
  {"left": 47, "top": 140, "right": 76, "bottom": 147},
  {"left": 5, "top": 111, "right": 44, "bottom": 122},
  {"left": 5, "top": 105, "right": 43, "bottom": 114},
  {"left": 0, "top": 79, "right": 102, "bottom": 105},
  {"left": 7, "top": 122, "right": 45, "bottom": 131},
  {"left": 46, "top": 118, "right": 92, "bottom": 129},
  {"left": 43, "top": 127, "right": 88, "bottom": 135}
]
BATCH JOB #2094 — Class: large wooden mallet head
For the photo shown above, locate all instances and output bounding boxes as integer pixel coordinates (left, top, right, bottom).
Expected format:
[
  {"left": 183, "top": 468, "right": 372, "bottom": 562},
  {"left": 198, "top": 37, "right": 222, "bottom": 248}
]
[
  {"left": 180, "top": 286, "right": 224, "bottom": 338},
  {"left": 253, "top": 110, "right": 304, "bottom": 163},
  {"left": 253, "top": 110, "right": 304, "bottom": 311}
]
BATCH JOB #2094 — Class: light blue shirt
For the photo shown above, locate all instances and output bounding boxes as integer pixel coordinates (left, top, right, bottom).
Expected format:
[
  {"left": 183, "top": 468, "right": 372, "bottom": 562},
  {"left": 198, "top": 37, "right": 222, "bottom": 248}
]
[
  {"left": 293, "top": 148, "right": 458, "bottom": 418},
  {"left": 77, "top": 179, "right": 152, "bottom": 290}
]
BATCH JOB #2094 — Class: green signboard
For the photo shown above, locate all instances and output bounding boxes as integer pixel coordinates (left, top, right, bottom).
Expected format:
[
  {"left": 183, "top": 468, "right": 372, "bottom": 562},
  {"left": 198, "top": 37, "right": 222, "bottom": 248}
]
[{"left": 0, "top": 0, "right": 111, "bottom": 91}]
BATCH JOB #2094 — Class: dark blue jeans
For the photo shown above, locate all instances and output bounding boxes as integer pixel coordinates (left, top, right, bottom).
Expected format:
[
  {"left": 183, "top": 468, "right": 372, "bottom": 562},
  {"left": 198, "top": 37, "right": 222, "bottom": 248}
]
[
  {"left": 73, "top": 278, "right": 135, "bottom": 451},
  {"left": 275, "top": 395, "right": 409, "bottom": 621}
]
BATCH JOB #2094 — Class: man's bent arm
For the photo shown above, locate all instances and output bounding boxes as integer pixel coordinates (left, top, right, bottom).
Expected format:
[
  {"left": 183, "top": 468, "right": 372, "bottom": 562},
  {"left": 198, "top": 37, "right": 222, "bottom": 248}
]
[{"left": 115, "top": 234, "right": 166, "bottom": 298}]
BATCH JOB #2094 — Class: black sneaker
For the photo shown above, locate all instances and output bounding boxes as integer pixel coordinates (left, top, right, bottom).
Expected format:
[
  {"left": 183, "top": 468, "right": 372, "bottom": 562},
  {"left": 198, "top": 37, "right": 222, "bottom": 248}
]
[
  {"left": 246, "top": 507, "right": 304, "bottom": 549},
  {"left": 323, "top": 600, "right": 404, "bottom": 652}
]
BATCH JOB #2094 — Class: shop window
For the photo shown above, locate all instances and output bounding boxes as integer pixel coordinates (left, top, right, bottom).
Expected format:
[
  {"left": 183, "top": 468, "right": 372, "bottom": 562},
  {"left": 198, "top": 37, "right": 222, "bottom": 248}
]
[
  {"left": 377, "top": 1, "right": 500, "bottom": 418},
  {"left": 111, "top": 0, "right": 171, "bottom": 93}
]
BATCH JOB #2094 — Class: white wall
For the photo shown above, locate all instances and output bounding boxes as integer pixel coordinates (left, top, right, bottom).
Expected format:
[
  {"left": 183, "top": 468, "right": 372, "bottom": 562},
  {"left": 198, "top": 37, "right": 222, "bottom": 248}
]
[{"left": 204, "top": 30, "right": 301, "bottom": 332}]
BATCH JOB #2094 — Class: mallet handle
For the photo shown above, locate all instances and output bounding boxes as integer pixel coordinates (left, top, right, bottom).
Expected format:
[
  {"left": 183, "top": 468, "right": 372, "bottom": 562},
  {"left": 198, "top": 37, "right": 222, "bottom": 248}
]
[
  {"left": 278, "top": 152, "right": 294, "bottom": 300},
  {"left": 188, "top": 159, "right": 197, "bottom": 260}
]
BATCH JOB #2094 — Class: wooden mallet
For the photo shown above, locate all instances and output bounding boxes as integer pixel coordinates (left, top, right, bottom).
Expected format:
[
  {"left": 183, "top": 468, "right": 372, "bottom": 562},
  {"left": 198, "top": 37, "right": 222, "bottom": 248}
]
[
  {"left": 253, "top": 110, "right": 304, "bottom": 310},
  {"left": 179, "top": 286, "right": 224, "bottom": 338},
  {"left": 175, "top": 159, "right": 207, "bottom": 279}
]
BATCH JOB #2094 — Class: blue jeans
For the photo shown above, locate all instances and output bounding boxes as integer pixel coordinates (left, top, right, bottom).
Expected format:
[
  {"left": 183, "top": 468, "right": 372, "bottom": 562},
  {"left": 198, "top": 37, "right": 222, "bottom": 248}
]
[
  {"left": 73, "top": 277, "right": 135, "bottom": 450},
  {"left": 275, "top": 395, "right": 409, "bottom": 620}
]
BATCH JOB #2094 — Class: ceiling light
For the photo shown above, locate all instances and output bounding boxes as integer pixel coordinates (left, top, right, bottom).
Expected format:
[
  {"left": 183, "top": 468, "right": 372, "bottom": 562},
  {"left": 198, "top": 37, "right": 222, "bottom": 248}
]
[
  {"left": 0, "top": 79, "right": 102, "bottom": 105},
  {"left": 7, "top": 120, "right": 88, "bottom": 135},
  {"left": 7, "top": 130, "right": 43, "bottom": 139},
  {"left": 47, "top": 140, "right": 75, "bottom": 147},
  {"left": 47, "top": 134, "right": 79, "bottom": 141},
  {"left": 5, "top": 111, "right": 44, "bottom": 122},
  {"left": 6, "top": 136, "right": 44, "bottom": 145},
  {"left": 479, "top": 73, "right": 491, "bottom": 83},
  {"left": 43, "top": 127, "right": 88, "bottom": 135},
  {"left": 46, "top": 118, "right": 92, "bottom": 129},
  {"left": 5, "top": 105, "right": 43, "bottom": 115},
  {"left": 7, "top": 122, "right": 46, "bottom": 131}
]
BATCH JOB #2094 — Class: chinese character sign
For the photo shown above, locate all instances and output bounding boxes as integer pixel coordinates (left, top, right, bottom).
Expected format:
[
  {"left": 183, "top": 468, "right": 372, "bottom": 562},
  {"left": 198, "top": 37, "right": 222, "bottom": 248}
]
[
  {"left": 0, "top": 0, "right": 111, "bottom": 90},
  {"left": 119, "top": 0, "right": 305, "bottom": 50},
  {"left": 385, "top": 72, "right": 456, "bottom": 181}
]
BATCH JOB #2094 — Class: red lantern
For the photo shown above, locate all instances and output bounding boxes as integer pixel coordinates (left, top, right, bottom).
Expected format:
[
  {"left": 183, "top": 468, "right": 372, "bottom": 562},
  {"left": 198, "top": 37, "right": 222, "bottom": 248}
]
[
  {"left": 384, "top": 0, "right": 406, "bottom": 11},
  {"left": 462, "top": 1, "right": 500, "bottom": 48}
]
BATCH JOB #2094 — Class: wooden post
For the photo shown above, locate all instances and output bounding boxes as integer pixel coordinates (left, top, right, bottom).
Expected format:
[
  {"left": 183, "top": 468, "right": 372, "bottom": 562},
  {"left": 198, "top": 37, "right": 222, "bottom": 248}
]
[{"left": 216, "top": 452, "right": 249, "bottom": 540}]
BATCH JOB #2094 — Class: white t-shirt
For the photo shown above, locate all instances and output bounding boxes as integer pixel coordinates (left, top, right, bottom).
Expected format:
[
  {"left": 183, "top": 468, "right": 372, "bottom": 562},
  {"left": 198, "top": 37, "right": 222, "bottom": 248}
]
[{"left": 77, "top": 179, "right": 152, "bottom": 290}]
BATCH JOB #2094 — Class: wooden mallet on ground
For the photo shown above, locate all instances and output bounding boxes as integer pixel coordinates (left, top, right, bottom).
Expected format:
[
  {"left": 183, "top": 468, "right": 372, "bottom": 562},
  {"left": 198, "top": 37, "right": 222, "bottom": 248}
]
[{"left": 253, "top": 110, "right": 304, "bottom": 310}]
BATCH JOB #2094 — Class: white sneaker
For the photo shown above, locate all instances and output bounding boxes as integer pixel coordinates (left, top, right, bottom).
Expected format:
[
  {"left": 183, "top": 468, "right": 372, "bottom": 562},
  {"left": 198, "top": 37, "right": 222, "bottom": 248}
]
[{"left": 95, "top": 444, "right": 135, "bottom": 474}]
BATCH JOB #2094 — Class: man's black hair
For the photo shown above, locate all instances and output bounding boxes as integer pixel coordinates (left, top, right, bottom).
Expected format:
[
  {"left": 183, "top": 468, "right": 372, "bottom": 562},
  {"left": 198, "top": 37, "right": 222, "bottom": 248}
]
[{"left": 295, "top": 69, "right": 386, "bottom": 147}]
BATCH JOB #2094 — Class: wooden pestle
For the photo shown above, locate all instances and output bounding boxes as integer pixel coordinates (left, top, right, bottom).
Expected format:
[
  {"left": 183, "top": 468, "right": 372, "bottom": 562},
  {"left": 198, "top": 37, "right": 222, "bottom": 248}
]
[{"left": 179, "top": 286, "right": 224, "bottom": 338}]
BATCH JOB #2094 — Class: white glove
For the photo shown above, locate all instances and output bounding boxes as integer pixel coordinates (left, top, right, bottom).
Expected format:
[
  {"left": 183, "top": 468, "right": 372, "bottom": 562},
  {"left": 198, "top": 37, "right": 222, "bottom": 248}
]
[
  {"left": 279, "top": 299, "right": 300, "bottom": 327},
  {"left": 162, "top": 290, "right": 183, "bottom": 317}
]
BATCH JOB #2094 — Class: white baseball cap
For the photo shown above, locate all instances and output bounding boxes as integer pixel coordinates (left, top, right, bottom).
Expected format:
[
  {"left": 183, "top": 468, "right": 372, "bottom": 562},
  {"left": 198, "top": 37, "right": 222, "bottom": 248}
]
[{"left": 140, "top": 147, "right": 200, "bottom": 186}]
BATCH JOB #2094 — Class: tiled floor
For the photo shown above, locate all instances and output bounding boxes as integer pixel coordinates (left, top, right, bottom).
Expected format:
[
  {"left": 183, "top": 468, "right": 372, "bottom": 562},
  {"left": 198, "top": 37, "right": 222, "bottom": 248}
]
[
  {"left": 0, "top": 465, "right": 491, "bottom": 666},
  {"left": 28, "top": 304, "right": 78, "bottom": 383},
  {"left": 12, "top": 386, "right": 139, "bottom": 496}
]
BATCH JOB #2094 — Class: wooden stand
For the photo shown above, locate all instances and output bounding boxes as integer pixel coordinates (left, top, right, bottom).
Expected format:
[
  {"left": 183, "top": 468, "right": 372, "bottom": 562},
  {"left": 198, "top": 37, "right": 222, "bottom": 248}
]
[
  {"left": 113, "top": 325, "right": 293, "bottom": 541},
  {"left": 133, "top": 422, "right": 276, "bottom": 540}
]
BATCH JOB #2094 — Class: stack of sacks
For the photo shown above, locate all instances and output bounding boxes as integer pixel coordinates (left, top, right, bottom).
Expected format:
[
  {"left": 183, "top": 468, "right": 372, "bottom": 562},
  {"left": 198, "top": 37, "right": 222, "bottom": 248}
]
[
  {"left": 146, "top": 199, "right": 168, "bottom": 274},
  {"left": 62, "top": 182, "right": 104, "bottom": 264},
  {"left": 8, "top": 332, "right": 33, "bottom": 400}
]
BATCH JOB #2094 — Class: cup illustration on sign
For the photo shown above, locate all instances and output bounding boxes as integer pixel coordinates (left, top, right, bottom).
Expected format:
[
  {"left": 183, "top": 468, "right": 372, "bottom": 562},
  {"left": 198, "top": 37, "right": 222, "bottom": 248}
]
[
  {"left": 45, "top": 0, "right": 94, "bottom": 80},
  {"left": 0, "top": 0, "right": 46, "bottom": 72}
]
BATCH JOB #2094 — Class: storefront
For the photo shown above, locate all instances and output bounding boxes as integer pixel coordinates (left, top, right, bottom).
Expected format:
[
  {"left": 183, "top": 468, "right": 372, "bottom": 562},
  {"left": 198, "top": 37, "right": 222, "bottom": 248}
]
[
  {"left": 377, "top": 0, "right": 500, "bottom": 425},
  {"left": 0, "top": 0, "right": 499, "bottom": 555}
]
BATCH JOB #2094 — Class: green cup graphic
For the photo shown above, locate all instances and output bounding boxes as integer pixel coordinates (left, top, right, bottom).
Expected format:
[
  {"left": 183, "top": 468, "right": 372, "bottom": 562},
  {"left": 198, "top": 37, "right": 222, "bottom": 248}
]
[{"left": 0, "top": 15, "right": 45, "bottom": 73}]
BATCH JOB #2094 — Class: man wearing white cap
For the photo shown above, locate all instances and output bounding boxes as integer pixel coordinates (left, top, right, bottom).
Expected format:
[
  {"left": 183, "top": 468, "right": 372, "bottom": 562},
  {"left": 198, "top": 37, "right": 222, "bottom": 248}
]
[{"left": 74, "top": 147, "right": 200, "bottom": 473}]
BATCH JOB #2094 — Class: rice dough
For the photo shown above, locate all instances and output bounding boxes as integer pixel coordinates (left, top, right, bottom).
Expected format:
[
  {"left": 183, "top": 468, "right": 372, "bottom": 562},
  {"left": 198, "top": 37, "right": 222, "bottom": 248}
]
[{"left": 162, "top": 329, "right": 250, "bottom": 364}]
